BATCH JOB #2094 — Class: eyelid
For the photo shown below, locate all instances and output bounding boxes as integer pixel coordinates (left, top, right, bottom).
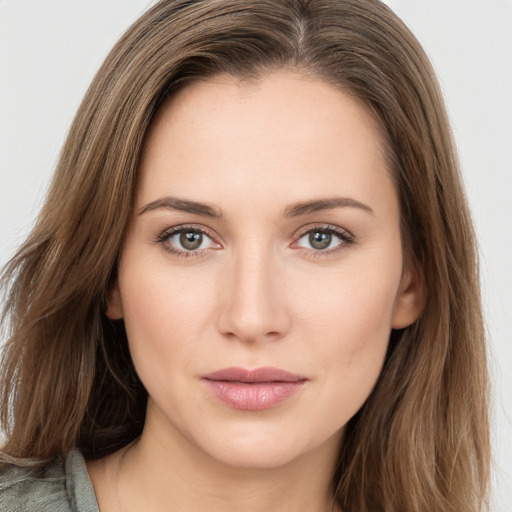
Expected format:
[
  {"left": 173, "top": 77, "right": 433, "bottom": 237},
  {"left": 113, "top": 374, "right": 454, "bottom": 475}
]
[
  {"left": 291, "top": 223, "right": 356, "bottom": 254},
  {"left": 156, "top": 223, "right": 219, "bottom": 242},
  {"left": 156, "top": 224, "right": 222, "bottom": 257},
  {"left": 293, "top": 223, "right": 355, "bottom": 242}
]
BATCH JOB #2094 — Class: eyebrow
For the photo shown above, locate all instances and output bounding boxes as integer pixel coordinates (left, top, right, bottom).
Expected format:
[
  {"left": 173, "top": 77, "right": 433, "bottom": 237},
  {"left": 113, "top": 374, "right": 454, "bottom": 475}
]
[
  {"left": 138, "top": 197, "right": 221, "bottom": 218},
  {"left": 283, "top": 197, "right": 374, "bottom": 217},
  {"left": 138, "top": 195, "right": 374, "bottom": 218}
]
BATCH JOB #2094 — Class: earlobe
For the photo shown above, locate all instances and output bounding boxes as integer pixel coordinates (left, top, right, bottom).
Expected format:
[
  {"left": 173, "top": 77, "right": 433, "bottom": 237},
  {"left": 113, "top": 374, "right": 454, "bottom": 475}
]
[
  {"left": 105, "top": 280, "right": 123, "bottom": 320},
  {"left": 391, "top": 260, "right": 425, "bottom": 329}
]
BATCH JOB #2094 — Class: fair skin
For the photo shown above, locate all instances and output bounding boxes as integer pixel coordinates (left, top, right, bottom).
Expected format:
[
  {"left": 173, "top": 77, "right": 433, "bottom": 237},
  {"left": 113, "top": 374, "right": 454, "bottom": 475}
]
[{"left": 87, "top": 70, "right": 422, "bottom": 512}]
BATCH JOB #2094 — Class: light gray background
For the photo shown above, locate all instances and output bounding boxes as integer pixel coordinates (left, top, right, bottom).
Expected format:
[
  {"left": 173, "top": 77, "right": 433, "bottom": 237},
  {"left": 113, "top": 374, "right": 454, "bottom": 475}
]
[{"left": 1, "top": 1, "right": 511, "bottom": 510}]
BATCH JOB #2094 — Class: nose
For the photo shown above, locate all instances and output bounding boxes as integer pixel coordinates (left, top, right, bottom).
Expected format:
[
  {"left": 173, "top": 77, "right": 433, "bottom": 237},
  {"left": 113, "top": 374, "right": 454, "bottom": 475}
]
[{"left": 216, "top": 244, "right": 291, "bottom": 344}]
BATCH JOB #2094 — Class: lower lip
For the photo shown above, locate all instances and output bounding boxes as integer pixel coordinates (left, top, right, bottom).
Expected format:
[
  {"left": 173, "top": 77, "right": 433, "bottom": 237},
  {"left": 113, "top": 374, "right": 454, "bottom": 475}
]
[{"left": 203, "top": 380, "right": 306, "bottom": 410}]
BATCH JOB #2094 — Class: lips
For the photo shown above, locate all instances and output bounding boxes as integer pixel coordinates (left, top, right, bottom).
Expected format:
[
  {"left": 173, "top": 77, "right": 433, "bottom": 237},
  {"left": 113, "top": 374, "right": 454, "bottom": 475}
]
[{"left": 202, "top": 367, "right": 307, "bottom": 410}]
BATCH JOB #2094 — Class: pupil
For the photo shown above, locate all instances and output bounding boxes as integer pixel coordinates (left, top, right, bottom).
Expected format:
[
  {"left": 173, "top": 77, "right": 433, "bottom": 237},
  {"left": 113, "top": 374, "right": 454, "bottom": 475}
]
[
  {"left": 180, "top": 231, "right": 202, "bottom": 250},
  {"left": 309, "top": 231, "right": 331, "bottom": 250}
]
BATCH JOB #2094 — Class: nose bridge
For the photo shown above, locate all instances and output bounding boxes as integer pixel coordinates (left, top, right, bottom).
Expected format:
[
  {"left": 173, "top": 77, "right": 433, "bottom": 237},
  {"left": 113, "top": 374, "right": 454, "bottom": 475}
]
[{"left": 217, "top": 238, "right": 290, "bottom": 343}]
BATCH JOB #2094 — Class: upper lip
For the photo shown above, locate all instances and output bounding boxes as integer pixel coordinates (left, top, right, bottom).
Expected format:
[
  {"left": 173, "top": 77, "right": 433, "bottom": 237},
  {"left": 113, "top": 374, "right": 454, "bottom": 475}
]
[{"left": 202, "top": 367, "right": 307, "bottom": 383}]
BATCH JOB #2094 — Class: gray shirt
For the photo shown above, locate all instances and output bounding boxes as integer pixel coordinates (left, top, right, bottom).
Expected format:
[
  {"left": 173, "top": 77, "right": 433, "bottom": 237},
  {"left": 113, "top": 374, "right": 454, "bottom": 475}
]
[{"left": 0, "top": 450, "right": 99, "bottom": 512}]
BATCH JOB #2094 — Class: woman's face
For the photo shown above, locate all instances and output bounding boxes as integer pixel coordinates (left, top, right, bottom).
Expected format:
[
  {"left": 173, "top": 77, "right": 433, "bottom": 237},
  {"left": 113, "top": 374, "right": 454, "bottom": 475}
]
[{"left": 108, "top": 71, "right": 422, "bottom": 469}]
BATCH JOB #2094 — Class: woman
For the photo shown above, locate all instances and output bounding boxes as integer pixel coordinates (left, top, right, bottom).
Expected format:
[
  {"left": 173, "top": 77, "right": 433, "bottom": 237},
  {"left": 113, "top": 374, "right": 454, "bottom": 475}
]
[{"left": 0, "top": 0, "right": 490, "bottom": 511}]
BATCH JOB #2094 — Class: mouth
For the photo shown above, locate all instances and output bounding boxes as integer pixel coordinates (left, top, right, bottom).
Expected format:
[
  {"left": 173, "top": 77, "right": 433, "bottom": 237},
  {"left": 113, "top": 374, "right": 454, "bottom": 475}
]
[{"left": 201, "top": 367, "right": 307, "bottom": 411}]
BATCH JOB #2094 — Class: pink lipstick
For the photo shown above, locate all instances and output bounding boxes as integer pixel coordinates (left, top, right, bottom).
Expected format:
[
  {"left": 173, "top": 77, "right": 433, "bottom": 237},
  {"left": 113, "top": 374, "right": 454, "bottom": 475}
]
[{"left": 202, "top": 367, "right": 307, "bottom": 410}]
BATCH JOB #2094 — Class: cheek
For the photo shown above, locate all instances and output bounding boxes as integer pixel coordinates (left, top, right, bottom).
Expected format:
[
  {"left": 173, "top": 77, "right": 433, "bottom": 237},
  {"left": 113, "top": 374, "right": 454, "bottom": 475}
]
[
  {"left": 117, "top": 256, "right": 218, "bottom": 390},
  {"left": 290, "top": 254, "right": 402, "bottom": 417},
  {"left": 294, "top": 256, "right": 401, "bottom": 351}
]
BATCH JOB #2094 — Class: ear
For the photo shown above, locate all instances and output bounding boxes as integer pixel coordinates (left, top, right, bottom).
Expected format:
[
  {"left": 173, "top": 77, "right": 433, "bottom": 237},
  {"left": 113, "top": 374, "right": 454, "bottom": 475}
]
[
  {"left": 105, "top": 280, "right": 123, "bottom": 320},
  {"left": 391, "top": 258, "right": 425, "bottom": 329}
]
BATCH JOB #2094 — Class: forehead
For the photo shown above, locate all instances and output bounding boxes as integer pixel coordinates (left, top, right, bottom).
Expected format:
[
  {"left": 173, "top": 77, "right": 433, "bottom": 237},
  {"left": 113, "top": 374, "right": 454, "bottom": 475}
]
[{"left": 136, "top": 70, "right": 396, "bottom": 218}]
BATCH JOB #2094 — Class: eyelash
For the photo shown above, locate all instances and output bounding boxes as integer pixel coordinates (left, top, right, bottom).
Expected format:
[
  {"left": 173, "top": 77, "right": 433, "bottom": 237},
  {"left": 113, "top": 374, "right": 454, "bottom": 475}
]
[
  {"left": 156, "top": 224, "right": 219, "bottom": 258},
  {"left": 293, "top": 224, "right": 355, "bottom": 256},
  {"left": 156, "top": 223, "right": 355, "bottom": 258}
]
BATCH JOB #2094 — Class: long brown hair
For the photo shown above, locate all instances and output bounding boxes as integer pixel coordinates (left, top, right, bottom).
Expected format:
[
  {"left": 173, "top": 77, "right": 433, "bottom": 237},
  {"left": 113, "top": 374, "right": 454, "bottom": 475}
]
[{"left": 0, "top": 1, "right": 489, "bottom": 510}]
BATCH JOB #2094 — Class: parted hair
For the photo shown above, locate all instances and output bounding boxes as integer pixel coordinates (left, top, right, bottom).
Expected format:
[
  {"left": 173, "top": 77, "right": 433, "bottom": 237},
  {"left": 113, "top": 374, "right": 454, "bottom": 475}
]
[{"left": 0, "top": 1, "right": 489, "bottom": 510}]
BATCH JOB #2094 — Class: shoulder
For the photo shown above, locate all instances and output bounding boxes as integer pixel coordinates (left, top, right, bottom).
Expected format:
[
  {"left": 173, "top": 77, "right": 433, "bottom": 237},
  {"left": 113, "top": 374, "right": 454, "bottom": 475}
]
[
  {"left": 0, "top": 450, "right": 98, "bottom": 512},
  {"left": 0, "top": 456, "right": 69, "bottom": 512}
]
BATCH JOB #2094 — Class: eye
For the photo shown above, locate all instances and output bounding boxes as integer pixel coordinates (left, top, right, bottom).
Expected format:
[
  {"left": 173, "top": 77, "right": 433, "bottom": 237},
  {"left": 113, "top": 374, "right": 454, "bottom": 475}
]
[
  {"left": 294, "top": 225, "right": 354, "bottom": 253},
  {"left": 157, "top": 226, "right": 220, "bottom": 256}
]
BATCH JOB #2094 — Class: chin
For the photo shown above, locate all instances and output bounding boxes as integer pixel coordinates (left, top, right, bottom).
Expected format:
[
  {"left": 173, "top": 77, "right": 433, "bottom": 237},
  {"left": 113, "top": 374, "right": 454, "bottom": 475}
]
[
  {"left": 190, "top": 419, "right": 342, "bottom": 471},
  {"left": 205, "top": 436, "right": 310, "bottom": 470}
]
